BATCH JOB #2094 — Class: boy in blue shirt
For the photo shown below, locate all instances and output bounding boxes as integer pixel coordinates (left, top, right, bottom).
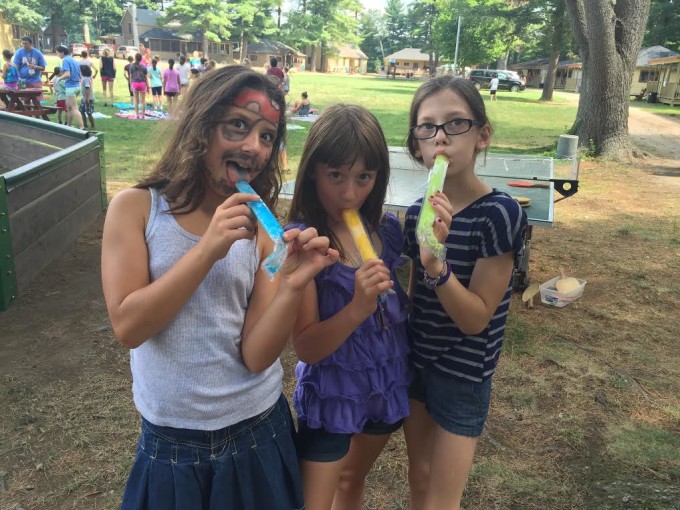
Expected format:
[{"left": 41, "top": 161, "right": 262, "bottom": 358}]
[{"left": 55, "top": 45, "right": 84, "bottom": 129}]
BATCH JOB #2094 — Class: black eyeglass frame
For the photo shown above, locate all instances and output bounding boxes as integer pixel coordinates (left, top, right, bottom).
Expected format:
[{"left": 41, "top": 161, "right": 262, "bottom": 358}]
[{"left": 409, "top": 118, "right": 485, "bottom": 140}]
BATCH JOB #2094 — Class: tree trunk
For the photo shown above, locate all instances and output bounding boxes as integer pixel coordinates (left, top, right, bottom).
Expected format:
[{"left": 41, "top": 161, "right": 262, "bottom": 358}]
[
  {"left": 203, "top": 33, "right": 210, "bottom": 59},
  {"left": 310, "top": 45, "right": 317, "bottom": 72},
  {"left": 241, "top": 33, "right": 249, "bottom": 63},
  {"left": 83, "top": 22, "right": 90, "bottom": 44},
  {"left": 541, "top": 1, "right": 566, "bottom": 101},
  {"left": 564, "top": 0, "right": 651, "bottom": 160}
]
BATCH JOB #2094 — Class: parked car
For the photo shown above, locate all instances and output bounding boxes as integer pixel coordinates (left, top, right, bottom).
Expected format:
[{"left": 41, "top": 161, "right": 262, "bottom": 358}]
[
  {"left": 70, "top": 42, "right": 88, "bottom": 56},
  {"left": 90, "top": 44, "right": 114, "bottom": 57},
  {"left": 467, "top": 69, "right": 526, "bottom": 92},
  {"left": 115, "top": 45, "right": 138, "bottom": 60}
]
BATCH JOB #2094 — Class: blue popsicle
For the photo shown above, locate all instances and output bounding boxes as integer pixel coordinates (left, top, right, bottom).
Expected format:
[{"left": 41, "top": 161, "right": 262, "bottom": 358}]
[{"left": 236, "top": 180, "right": 288, "bottom": 278}]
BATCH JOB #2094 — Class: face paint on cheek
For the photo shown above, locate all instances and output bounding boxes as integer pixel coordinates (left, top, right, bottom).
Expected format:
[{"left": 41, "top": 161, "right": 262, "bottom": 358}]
[{"left": 232, "top": 90, "right": 281, "bottom": 125}]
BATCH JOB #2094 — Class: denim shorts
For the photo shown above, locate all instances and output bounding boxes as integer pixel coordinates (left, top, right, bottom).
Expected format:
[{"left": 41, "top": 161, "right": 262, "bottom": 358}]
[
  {"left": 120, "top": 394, "right": 304, "bottom": 510},
  {"left": 408, "top": 367, "right": 492, "bottom": 437},
  {"left": 296, "top": 418, "right": 403, "bottom": 462}
]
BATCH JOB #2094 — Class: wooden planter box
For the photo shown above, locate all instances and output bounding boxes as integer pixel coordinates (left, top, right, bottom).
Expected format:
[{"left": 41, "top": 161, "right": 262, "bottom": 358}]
[{"left": 0, "top": 112, "right": 106, "bottom": 311}]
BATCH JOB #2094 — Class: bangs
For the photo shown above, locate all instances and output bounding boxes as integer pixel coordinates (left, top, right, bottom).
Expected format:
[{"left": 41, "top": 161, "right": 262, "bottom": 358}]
[{"left": 312, "top": 117, "right": 387, "bottom": 173}]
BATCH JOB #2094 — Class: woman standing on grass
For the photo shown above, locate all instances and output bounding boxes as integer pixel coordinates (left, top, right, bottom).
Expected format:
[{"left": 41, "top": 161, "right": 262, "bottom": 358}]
[
  {"left": 100, "top": 48, "right": 116, "bottom": 106},
  {"left": 162, "top": 58, "right": 180, "bottom": 113}
]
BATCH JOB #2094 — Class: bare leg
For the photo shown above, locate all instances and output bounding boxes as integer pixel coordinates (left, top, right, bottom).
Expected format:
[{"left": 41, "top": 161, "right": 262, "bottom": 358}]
[
  {"left": 133, "top": 90, "right": 140, "bottom": 118},
  {"left": 301, "top": 459, "right": 344, "bottom": 510},
  {"left": 140, "top": 91, "right": 147, "bottom": 117},
  {"left": 331, "top": 433, "right": 391, "bottom": 510},
  {"left": 404, "top": 400, "right": 436, "bottom": 510}
]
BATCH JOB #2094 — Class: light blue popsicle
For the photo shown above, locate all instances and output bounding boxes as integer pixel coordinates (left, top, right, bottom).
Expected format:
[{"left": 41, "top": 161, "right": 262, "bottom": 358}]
[{"left": 236, "top": 180, "right": 287, "bottom": 278}]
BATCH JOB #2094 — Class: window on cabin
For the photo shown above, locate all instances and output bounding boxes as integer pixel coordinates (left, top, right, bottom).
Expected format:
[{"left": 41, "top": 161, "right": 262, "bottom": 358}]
[
  {"left": 128, "top": 23, "right": 132, "bottom": 35},
  {"left": 639, "top": 70, "right": 659, "bottom": 82}
]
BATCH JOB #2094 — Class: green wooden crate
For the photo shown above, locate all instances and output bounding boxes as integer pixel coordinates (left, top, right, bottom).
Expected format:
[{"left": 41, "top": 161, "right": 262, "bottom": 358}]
[{"left": 0, "top": 112, "right": 106, "bottom": 311}]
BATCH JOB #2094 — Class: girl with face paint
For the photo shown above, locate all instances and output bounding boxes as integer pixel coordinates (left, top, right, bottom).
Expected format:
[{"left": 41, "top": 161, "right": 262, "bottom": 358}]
[{"left": 102, "top": 65, "right": 339, "bottom": 510}]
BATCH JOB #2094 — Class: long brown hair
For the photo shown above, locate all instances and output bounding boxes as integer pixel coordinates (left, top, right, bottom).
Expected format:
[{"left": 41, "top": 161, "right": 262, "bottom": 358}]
[
  {"left": 287, "top": 104, "right": 390, "bottom": 256},
  {"left": 136, "top": 65, "right": 286, "bottom": 212}
]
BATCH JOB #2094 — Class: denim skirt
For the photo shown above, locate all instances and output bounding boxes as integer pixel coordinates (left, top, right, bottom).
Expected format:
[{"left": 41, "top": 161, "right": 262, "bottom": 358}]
[{"left": 121, "top": 394, "right": 304, "bottom": 510}]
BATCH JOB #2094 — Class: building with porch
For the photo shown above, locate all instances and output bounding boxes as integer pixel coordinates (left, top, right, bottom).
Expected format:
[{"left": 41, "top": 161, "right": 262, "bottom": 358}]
[
  {"left": 384, "top": 48, "right": 431, "bottom": 77},
  {"left": 647, "top": 55, "right": 680, "bottom": 107},
  {"left": 630, "top": 46, "right": 678, "bottom": 96},
  {"left": 508, "top": 58, "right": 582, "bottom": 92},
  {"left": 325, "top": 45, "right": 368, "bottom": 74},
  {"left": 242, "top": 40, "right": 306, "bottom": 71}
]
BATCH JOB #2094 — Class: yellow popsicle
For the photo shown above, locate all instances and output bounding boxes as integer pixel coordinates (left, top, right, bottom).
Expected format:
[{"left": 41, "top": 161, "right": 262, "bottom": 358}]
[{"left": 341, "top": 209, "right": 378, "bottom": 261}]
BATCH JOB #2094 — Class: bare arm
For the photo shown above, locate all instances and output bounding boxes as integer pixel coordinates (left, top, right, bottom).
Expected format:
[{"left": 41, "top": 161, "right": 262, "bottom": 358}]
[
  {"left": 241, "top": 227, "right": 339, "bottom": 372},
  {"left": 291, "top": 259, "right": 393, "bottom": 364},
  {"left": 102, "top": 188, "right": 259, "bottom": 349},
  {"left": 420, "top": 191, "right": 515, "bottom": 335}
]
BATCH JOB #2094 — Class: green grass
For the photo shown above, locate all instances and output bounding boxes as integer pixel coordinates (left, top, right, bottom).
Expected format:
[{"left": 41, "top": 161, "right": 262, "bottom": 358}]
[
  {"left": 40, "top": 56, "right": 580, "bottom": 183},
  {"left": 629, "top": 98, "right": 680, "bottom": 117}
]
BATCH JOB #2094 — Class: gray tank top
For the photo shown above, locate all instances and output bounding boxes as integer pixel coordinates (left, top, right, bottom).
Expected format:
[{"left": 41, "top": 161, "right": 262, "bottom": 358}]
[{"left": 130, "top": 188, "right": 283, "bottom": 430}]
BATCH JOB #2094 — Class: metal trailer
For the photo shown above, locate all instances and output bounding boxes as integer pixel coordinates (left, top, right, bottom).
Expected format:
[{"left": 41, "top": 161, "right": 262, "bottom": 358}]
[{"left": 0, "top": 112, "right": 106, "bottom": 311}]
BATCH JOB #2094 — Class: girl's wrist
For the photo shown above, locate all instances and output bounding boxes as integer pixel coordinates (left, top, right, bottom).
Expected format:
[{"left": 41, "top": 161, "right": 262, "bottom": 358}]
[{"left": 424, "top": 260, "right": 445, "bottom": 279}]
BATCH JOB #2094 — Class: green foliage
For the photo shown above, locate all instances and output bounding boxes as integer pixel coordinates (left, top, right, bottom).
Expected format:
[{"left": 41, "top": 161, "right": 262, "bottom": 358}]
[
  {"left": 163, "top": 0, "right": 234, "bottom": 42},
  {"left": 643, "top": 0, "right": 680, "bottom": 52},
  {"left": 2, "top": 0, "right": 44, "bottom": 30},
  {"left": 358, "top": 9, "right": 388, "bottom": 72}
]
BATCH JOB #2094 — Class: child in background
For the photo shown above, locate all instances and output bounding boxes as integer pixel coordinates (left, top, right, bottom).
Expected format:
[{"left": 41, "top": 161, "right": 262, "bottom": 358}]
[
  {"left": 128, "top": 53, "right": 149, "bottom": 119},
  {"left": 161, "top": 58, "right": 180, "bottom": 113},
  {"left": 123, "top": 55, "right": 134, "bottom": 99},
  {"left": 287, "top": 104, "right": 411, "bottom": 510},
  {"left": 177, "top": 54, "right": 191, "bottom": 96},
  {"left": 52, "top": 66, "right": 66, "bottom": 124},
  {"left": 148, "top": 58, "right": 163, "bottom": 111},
  {"left": 101, "top": 65, "right": 339, "bottom": 510},
  {"left": 2, "top": 49, "right": 19, "bottom": 90},
  {"left": 402, "top": 76, "right": 527, "bottom": 510},
  {"left": 79, "top": 64, "right": 96, "bottom": 129},
  {"left": 79, "top": 50, "right": 98, "bottom": 79}
]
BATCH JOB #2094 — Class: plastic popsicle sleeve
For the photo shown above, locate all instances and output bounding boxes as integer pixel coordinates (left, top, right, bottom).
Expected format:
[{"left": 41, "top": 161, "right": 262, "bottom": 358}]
[
  {"left": 415, "top": 155, "right": 448, "bottom": 260},
  {"left": 235, "top": 180, "right": 287, "bottom": 278}
]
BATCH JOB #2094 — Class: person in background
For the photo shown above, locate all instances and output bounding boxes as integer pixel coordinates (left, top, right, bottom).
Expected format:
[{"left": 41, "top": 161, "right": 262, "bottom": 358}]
[
  {"left": 2, "top": 49, "right": 19, "bottom": 90},
  {"left": 287, "top": 91, "right": 311, "bottom": 115},
  {"left": 489, "top": 73, "right": 499, "bottom": 101},
  {"left": 52, "top": 66, "right": 66, "bottom": 124},
  {"left": 123, "top": 55, "right": 134, "bottom": 99},
  {"left": 100, "top": 48, "right": 116, "bottom": 106},
  {"left": 177, "top": 54, "right": 191, "bottom": 96},
  {"left": 13, "top": 36, "right": 47, "bottom": 98},
  {"left": 80, "top": 50, "right": 99, "bottom": 79},
  {"left": 55, "top": 45, "right": 84, "bottom": 129},
  {"left": 79, "top": 64, "right": 96, "bottom": 129},
  {"left": 283, "top": 66, "right": 291, "bottom": 100},
  {"left": 129, "top": 53, "right": 149, "bottom": 119},
  {"left": 266, "top": 57, "right": 284, "bottom": 82},
  {"left": 148, "top": 58, "right": 163, "bottom": 111},
  {"left": 162, "top": 57, "right": 180, "bottom": 113}
]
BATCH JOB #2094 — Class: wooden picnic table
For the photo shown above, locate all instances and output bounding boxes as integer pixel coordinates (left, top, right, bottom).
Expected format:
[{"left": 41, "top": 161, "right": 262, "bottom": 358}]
[{"left": 0, "top": 87, "right": 52, "bottom": 120}]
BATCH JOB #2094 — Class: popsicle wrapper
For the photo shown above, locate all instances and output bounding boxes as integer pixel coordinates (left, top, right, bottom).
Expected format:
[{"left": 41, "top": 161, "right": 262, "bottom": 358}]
[
  {"left": 341, "top": 209, "right": 378, "bottom": 262},
  {"left": 236, "top": 181, "right": 287, "bottom": 279},
  {"left": 415, "top": 155, "right": 448, "bottom": 261}
]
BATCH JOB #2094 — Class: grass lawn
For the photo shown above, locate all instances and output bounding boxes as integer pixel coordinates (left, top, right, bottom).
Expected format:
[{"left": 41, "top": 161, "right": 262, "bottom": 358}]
[
  {"left": 41, "top": 55, "right": 578, "bottom": 184},
  {"left": 2, "top": 59, "right": 678, "bottom": 509}
]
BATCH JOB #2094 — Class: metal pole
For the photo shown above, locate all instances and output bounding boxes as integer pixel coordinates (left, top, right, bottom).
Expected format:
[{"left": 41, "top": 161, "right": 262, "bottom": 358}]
[{"left": 453, "top": 15, "right": 461, "bottom": 75}]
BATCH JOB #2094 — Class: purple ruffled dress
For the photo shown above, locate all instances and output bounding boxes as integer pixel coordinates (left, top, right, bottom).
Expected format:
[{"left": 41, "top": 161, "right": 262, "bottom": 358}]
[{"left": 291, "top": 213, "right": 412, "bottom": 434}]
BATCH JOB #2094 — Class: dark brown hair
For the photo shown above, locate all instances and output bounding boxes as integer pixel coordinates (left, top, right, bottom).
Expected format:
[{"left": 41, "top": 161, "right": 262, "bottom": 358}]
[
  {"left": 287, "top": 104, "right": 390, "bottom": 256},
  {"left": 407, "top": 76, "right": 492, "bottom": 163},
  {"left": 136, "top": 65, "right": 286, "bottom": 212}
]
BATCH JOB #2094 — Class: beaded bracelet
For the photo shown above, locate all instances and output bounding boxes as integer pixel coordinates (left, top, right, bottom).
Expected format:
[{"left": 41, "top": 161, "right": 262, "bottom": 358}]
[{"left": 422, "top": 261, "right": 451, "bottom": 289}]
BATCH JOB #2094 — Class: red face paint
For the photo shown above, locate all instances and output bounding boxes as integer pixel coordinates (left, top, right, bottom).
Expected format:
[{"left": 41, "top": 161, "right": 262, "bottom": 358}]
[{"left": 232, "top": 89, "right": 281, "bottom": 125}]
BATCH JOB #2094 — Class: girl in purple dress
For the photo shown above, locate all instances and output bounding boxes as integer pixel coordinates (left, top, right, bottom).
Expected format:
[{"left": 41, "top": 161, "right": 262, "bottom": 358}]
[{"left": 287, "top": 104, "right": 411, "bottom": 510}]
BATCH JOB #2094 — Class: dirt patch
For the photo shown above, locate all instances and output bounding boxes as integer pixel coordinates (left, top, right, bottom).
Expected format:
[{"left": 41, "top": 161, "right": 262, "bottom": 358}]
[{"left": 1, "top": 137, "right": 679, "bottom": 508}]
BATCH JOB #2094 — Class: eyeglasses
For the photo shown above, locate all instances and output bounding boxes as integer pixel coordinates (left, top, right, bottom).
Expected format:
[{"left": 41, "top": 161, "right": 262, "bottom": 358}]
[{"left": 410, "top": 118, "right": 484, "bottom": 140}]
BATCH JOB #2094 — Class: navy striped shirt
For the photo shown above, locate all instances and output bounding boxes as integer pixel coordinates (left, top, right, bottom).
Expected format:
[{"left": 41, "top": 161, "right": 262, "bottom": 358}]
[{"left": 403, "top": 191, "right": 527, "bottom": 382}]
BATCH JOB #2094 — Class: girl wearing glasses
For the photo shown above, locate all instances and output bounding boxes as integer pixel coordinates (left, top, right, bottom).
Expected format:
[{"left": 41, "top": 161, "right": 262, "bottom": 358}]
[
  {"left": 287, "top": 104, "right": 412, "bottom": 510},
  {"left": 402, "top": 77, "right": 527, "bottom": 510}
]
